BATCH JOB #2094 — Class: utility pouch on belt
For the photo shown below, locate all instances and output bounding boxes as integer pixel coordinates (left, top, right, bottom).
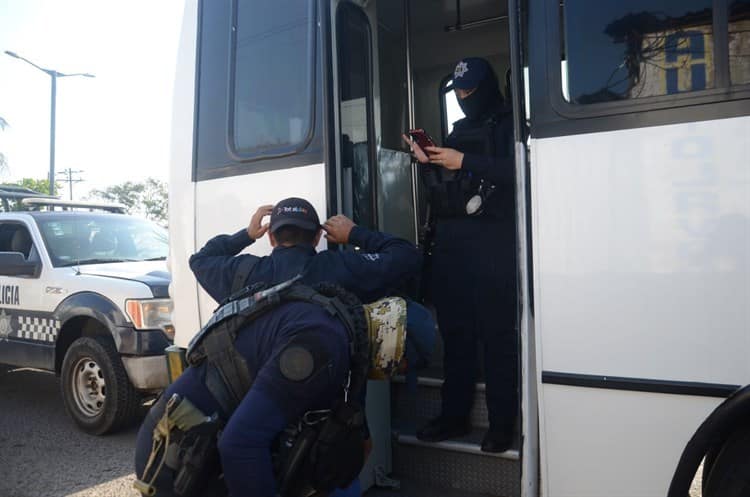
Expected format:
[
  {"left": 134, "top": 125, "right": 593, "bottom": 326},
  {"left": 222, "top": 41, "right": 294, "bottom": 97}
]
[
  {"left": 278, "top": 399, "right": 366, "bottom": 497},
  {"left": 134, "top": 394, "right": 222, "bottom": 497}
]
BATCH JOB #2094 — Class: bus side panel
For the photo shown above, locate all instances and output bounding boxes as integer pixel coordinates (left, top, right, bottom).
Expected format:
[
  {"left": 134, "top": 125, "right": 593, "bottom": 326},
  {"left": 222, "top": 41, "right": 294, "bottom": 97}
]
[
  {"left": 531, "top": 115, "right": 750, "bottom": 497},
  {"left": 541, "top": 386, "right": 718, "bottom": 497},
  {"left": 192, "top": 164, "right": 327, "bottom": 324},
  {"left": 169, "top": 0, "right": 201, "bottom": 347}
]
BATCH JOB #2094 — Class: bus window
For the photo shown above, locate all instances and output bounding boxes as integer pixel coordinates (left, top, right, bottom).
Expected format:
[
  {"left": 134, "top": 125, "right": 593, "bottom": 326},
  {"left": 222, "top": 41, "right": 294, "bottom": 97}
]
[
  {"left": 440, "top": 78, "right": 466, "bottom": 138},
  {"left": 231, "top": 0, "right": 314, "bottom": 156},
  {"left": 337, "top": 3, "right": 377, "bottom": 229},
  {"left": 729, "top": 0, "right": 750, "bottom": 85},
  {"left": 561, "top": 0, "right": 715, "bottom": 103}
]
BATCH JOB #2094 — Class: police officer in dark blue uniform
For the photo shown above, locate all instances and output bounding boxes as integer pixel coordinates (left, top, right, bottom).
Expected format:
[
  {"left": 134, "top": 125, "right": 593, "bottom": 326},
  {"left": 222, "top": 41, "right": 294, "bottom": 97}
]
[
  {"left": 135, "top": 199, "right": 428, "bottom": 496},
  {"left": 135, "top": 298, "right": 352, "bottom": 497},
  {"left": 188, "top": 197, "right": 420, "bottom": 305},
  {"left": 405, "top": 58, "right": 518, "bottom": 453}
]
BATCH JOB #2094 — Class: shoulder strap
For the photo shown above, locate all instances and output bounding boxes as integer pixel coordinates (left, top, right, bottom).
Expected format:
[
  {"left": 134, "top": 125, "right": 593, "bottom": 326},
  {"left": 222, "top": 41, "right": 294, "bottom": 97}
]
[
  {"left": 231, "top": 256, "right": 259, "bottom": 294},
  {"left": 189, "top": 279, "right": 369, "bottom": 417},
  {"left": 202, "top": 320, "right": 254, "bottom": 417}
]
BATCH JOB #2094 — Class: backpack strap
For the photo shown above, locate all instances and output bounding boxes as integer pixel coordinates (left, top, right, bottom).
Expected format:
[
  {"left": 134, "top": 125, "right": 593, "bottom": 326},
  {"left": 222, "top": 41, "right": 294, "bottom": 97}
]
[
  {"left": 201, "top": 319, "right": 254, "bottom": 416},
  {"left": 231, "top": 256, "right": 259, "bottom": 294}
]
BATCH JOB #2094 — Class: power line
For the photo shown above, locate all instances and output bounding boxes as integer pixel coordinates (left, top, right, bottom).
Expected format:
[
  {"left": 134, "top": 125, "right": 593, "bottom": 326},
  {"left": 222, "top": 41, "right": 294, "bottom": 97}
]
[{"left": 57, "top": 168, "right": 84, "bottom": 200}]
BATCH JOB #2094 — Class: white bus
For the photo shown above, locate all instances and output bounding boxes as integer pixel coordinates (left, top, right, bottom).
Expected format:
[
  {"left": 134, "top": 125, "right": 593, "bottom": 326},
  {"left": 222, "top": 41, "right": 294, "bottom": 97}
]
[{"left": 168, "top": 1, "right": 750, "bottom": 496}]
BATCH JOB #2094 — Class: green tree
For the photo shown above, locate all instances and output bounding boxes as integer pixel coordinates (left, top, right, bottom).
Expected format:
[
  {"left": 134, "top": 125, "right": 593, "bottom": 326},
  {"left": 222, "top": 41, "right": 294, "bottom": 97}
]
[
  {"left": 16, "top": 177, "right": 59, "bottom": 196},
  {"left": 141, "top": 178, "right": 168, "bottom": 227},
  {"left": 0, "top": 178, "right": 58, "bottom": 212},
  {"left": 88, "top": 178, "right": 168, "bottom": 226},
  {"left": 89, "top": 181, "right": 145, "bottom": 213}
]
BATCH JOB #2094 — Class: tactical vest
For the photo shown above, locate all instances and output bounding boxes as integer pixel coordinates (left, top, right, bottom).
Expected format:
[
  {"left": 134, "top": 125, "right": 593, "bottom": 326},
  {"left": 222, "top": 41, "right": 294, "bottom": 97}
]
[
  {"left": 136, "top": 276, "right": 371, "bottom": 497},
  {"left": 427, "top": 115, "right": 498, "bottom": 218},
  {"left": 186, "top": 276, "right": 370, "bottom": 417}
]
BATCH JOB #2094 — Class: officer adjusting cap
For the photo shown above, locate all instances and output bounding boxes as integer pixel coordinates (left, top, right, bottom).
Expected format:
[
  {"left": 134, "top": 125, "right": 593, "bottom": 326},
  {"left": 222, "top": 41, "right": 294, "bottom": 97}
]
[
  {"left": 270, "top": 197, "right": 321, "bottom": 233},
  {"left": 451, "top": 57, "right": 491, "bottom": 90}
]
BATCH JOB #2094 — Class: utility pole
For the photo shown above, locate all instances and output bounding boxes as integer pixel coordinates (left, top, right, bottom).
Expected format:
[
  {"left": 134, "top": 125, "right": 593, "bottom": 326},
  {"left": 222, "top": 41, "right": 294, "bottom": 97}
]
[
  {"left": 57, "top": 168, "right": 84, "bottom": 200},
  {"left": 4, "top": 51, "right": 94, "bottom": 195}
]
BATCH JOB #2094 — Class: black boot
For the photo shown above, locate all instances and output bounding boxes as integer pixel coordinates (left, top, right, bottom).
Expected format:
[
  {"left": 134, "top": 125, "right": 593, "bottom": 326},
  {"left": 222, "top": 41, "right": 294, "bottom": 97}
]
[
  {"left": 416, "top": 416, "right": 471, "bottom": 443},
  {"left": 480, "top": 427, "right": 514, "bottom": 453}
]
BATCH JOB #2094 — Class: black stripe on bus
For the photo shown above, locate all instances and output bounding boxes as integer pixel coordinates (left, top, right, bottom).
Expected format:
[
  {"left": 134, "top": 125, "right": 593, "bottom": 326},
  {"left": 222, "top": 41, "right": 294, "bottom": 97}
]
[{"left": 541, "top": 371, "right": 741, "bottom": 398}]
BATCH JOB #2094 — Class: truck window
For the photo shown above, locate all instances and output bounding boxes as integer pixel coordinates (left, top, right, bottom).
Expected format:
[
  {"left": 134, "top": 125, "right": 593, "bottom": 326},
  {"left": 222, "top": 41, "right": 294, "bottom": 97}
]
[
  {"left": 0, "top": 223, "right": 34, "bottom": 260},
  {"left": 36, "top": 216, "right": 168, "bottom": 267}
]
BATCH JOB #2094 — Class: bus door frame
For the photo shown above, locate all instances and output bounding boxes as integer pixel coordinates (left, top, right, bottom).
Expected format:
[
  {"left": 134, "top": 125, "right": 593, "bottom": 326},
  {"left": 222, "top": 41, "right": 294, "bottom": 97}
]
[
  {"left": 326, "top": 0, "right": 380, "bottom": 229},
  {"left": 508, "top": 0, "right": 539, "bottom": 496}
]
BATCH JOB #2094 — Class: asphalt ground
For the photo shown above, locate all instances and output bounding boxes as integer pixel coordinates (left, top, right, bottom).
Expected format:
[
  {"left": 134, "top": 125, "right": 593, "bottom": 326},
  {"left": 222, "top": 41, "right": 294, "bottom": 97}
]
[
  {"left": 0, "top": 366, "right": 140, "bottom": 497},
  {"left": 0, "top": 365, "right": 704, "bottom": 497}
]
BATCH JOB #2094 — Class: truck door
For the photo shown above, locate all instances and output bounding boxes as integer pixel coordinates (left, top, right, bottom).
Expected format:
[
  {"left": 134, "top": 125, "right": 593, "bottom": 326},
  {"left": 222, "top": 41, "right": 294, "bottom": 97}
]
[{"left": 0, "top": 221, "right": 51, "bottom": 370}]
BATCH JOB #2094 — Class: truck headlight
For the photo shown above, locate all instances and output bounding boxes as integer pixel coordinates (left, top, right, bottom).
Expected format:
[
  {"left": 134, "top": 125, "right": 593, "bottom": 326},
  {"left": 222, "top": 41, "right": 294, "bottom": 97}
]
[{"left": 125, "top": 298, "right": 174, "bottom": 339}]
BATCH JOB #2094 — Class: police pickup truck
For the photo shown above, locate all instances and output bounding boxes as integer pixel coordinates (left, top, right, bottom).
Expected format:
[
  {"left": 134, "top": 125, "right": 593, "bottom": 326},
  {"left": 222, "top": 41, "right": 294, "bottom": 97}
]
[{"left": 0, "top": 189, "right": 172, "bottom": 434}]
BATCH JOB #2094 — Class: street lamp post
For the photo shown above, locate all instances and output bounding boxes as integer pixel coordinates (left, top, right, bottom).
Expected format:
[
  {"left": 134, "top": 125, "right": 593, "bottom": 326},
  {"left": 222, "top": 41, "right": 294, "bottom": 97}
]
[{"left": 4, "top": 51, "right": 94, "bottom": 195}]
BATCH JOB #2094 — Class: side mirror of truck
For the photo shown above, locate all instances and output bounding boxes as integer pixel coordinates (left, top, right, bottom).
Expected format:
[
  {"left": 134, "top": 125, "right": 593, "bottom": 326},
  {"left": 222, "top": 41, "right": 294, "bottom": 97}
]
[{"left": 0, "top": 252, "right": 42, "bottom": 277}]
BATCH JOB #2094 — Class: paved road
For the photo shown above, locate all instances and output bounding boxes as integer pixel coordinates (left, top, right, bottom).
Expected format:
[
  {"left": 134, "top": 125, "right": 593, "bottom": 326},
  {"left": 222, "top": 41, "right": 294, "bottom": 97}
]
[
  {"left": 0, "top": 366, "right": 705, "bottom": 497},
  {"left": 0, "top": 366, "right": 140, "bottom": 497}
]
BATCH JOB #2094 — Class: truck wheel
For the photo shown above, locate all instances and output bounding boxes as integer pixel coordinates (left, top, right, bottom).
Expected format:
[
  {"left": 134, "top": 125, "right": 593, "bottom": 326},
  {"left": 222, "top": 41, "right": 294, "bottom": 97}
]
[
  {"left": 60, "top": 336, "right": 141, "bottom": 435},
  {"left": 703, "top": 424, "right": 750, "bottom": 497}
]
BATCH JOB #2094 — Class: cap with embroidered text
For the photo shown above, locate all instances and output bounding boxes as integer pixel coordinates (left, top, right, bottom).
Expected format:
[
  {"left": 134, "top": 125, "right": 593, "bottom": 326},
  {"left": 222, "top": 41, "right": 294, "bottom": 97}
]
[{"left": 270, "top": 197, "right": 321, "bottom": 233}]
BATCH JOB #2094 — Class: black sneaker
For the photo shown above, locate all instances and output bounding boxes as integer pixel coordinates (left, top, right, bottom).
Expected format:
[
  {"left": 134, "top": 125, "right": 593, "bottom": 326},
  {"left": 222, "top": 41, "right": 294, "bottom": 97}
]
[
  {"left": 480, "top": 428, "right": 514, "bottom": 453},
  {"left": 416, "top": 416, "right": 471, "bottom": 443}
]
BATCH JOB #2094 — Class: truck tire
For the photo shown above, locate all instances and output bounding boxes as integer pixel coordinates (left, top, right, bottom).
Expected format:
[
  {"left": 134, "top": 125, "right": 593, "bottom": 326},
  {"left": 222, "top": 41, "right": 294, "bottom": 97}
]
[
  {"left": 703, "top": 424, "right": 750, "bottom": 497},
  {"left": 60, "top": 336, "right": 141, "bottom": 435}
]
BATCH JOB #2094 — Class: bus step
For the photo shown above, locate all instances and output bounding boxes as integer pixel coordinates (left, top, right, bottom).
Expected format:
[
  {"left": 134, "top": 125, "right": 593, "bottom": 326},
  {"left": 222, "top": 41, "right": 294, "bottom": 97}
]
[
  {"left": 391, "top": 425, "right": 520, "bottom": 497},
  {"left": 392, "top": 376, "right": 489, "bottom": 429},
  {"left": 393, "top": 424, "right": 519, "bottom": 460},
  {"left": 365, "top": 478, "right": 500, "bottom": 497}
]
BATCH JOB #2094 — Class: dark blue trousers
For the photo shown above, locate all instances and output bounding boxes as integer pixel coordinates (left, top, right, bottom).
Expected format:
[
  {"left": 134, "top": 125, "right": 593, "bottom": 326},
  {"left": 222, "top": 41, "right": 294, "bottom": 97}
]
[{"left": 430, "top": 217, "right": 518, "bottom": 433}]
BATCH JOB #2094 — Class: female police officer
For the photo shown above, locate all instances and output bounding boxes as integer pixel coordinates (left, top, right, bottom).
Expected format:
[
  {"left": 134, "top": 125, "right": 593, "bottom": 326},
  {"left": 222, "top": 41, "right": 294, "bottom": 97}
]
[{"left": 404, "top": 57, "right": 518, "bottom": 453}]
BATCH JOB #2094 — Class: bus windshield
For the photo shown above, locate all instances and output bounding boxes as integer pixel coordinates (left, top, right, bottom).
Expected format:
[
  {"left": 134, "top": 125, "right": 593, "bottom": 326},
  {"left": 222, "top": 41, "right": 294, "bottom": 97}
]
[{"left": 36, "top": 214, "right": 168, "bottom": 267}]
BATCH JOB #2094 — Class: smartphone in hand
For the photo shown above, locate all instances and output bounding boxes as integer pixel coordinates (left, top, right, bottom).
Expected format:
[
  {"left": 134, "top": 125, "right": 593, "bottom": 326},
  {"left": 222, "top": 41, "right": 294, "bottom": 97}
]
[{"left": 408, "top": 128, "right": 436, "bottom": 150}]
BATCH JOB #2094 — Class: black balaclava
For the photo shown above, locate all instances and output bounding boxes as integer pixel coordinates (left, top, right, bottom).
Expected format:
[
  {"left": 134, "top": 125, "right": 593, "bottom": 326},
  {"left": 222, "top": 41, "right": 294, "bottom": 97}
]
[{"left": 456, "top": 63, "right": 503, "bottom": 121}]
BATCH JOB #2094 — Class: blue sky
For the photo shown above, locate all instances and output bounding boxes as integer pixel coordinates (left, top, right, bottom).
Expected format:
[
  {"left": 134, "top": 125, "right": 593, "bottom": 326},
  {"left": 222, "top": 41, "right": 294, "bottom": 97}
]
[{"left": 0, "top": 1, "right": 183, "bottom": 199}]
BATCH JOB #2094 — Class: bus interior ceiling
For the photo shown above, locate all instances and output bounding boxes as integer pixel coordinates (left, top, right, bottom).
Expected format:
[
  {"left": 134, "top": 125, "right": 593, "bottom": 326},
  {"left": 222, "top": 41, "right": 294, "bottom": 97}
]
[
  {"left": 365, "top": 2, "right": 521, "bottom": 497},
  {"left": 408, "top": 0, "right": 510, "bottom": 143}
]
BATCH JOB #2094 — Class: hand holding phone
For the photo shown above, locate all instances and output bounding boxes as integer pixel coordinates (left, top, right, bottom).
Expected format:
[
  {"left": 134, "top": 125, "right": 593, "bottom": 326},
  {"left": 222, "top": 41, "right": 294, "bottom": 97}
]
[{"left": 408, "top": 128, "right": 436, "bottom": 150}]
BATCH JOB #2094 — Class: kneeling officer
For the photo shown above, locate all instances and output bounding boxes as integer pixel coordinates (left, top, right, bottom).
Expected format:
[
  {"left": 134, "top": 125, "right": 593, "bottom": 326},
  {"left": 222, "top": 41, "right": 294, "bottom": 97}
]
[
  {"left": 135, "top": 278, "right": 368, "bottom": 497},
  {"left": 135, "top": 200, "right": 432, "bottom": 497}
]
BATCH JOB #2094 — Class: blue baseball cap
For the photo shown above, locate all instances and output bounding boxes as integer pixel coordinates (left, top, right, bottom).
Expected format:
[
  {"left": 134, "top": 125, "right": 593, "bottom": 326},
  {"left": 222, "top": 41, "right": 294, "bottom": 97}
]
[
  {"left": 451, "top": 57, "right": 490, "bottom": 90},
  {"left": 270, "top": 197, "right": 321, "bottom": 233}
]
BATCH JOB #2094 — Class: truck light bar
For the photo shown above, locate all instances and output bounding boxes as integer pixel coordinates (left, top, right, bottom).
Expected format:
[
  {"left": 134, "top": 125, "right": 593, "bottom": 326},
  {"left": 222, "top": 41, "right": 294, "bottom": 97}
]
[{"left": 21, "top": 198, "right": 127, "bottom": 213}]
